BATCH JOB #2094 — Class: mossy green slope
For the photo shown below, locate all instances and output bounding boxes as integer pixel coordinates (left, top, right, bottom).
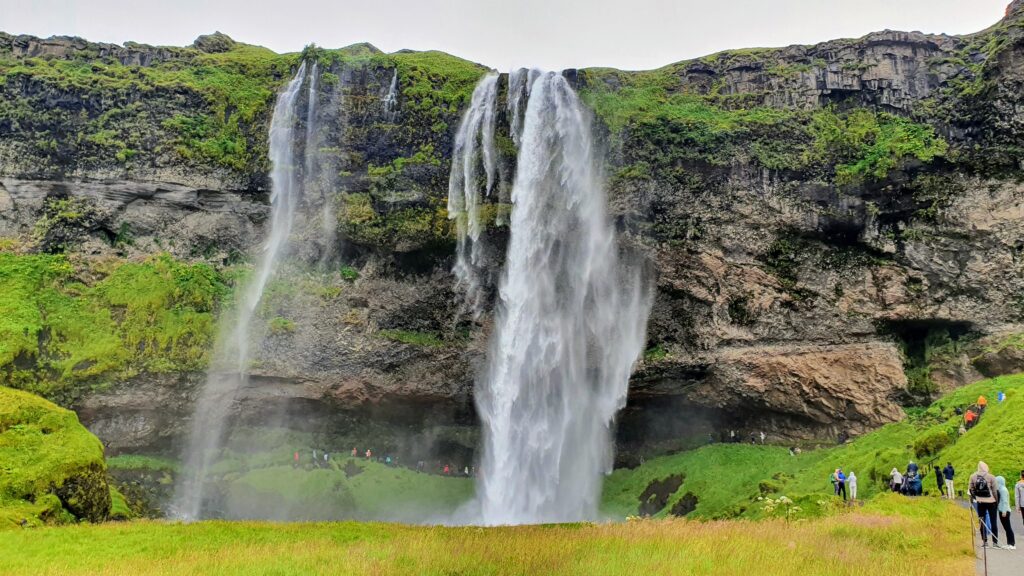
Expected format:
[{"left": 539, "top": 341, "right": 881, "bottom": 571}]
[
  {"left": 0, "top": 386, "right": 110, "bottom": 527},
  {"left": 603, "top": 374, "right": 1024, "bottom": 520},
  {"left": 0, "top": 251, "right": 226, "bottom": 403}
]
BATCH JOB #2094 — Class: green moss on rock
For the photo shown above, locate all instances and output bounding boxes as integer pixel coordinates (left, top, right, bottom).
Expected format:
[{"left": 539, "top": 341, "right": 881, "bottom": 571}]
[{"left": 0, "top": 386, "right": 110, "bottom": 526}]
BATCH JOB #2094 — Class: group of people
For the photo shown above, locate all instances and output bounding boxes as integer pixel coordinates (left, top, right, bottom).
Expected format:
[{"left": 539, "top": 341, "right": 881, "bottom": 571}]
[
  {"left": 969, "top": 461, "right": 1023, "bottom": 551},
  {"left": 890, "top": 461, "right": 924, "bottom": 496},
  {"left": 829, "top": 468, "right": 858, "bottom": 500},
  {"left": 720, "top": 430, "right": 767, "bottom": 444}
]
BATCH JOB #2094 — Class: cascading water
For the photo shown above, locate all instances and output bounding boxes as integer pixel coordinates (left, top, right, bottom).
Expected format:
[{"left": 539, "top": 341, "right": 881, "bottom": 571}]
[
  {"left": 447, "top": 73, "right": 499, "bottom": 318},
  {"left": 173, "top": 62, "right": 310, "bottom": 520},
  {"left": 383, "top": 68, "right": 399, "bottom": 121},
  {"left": 453, "top": 71, "right": 651, "bottom": 525}
]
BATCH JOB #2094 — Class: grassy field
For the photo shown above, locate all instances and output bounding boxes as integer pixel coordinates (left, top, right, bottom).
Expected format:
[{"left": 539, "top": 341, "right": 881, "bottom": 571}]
[
  {"left": 603, "top": 374, "right": 1024, "bottom": 520},
  {"left": 0, "top": 495, "right": 972, "bottom": 576}
]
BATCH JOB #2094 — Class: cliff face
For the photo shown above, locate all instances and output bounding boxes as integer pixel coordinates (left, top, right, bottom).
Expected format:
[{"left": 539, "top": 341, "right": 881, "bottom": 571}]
[{"left": 2, "top": 4, "right": 1024, "bottom": 463}]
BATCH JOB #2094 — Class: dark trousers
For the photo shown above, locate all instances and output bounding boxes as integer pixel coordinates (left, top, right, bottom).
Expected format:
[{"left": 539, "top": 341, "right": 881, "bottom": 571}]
[
  {"left": 977, "top": 502, "right": 1000, "bottom": 544},
  {"left": 999, "top": 511, "right": 1015, "bottom": 546},
  {"left": 838, "top": 483, "right": 847, "bottom": 500}
]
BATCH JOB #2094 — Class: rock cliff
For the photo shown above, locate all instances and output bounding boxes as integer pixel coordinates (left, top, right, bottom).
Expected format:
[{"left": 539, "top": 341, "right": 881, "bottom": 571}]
[{"left": 2, "top": 3, "right": 1024, "bottom": 464}]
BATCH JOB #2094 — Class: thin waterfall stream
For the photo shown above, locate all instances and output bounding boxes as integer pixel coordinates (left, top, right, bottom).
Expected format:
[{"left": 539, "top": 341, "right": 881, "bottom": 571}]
[{"left": 172, "top": 62, "right": 313, "bottom": 520}]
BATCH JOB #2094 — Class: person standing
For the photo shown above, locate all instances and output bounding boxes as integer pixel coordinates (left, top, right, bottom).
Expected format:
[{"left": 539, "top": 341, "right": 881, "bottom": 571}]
[
  {"left": 969, "top": 461, "right": 1000, "bottom": 548},
  {"left": 848, "top": 471, "right": 858, "bottom": 501},
  {"left": 759, "top": 431, "right": 766, "bottom": 445},
  {"left": 831, "top": 468, "right": 840, "bottom": 496},
  {"left": 943, "top": 462, "right": 956, "bottom": 499},
  {"left": 996, "top": 476, "right": 1016, "bottom": 549},
  {"left": 934, "top": 466, "right": 944, "bottom": 496},
  {"left": 1016, "top": 471, "right": 1024, "bottom": 523},
  {"left": 890, "top": 468, "right": 904, "bottom": 493}
]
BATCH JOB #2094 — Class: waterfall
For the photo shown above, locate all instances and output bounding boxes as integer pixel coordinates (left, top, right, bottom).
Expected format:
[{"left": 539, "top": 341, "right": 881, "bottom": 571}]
[
  {"left": 447, "top": 73, "right": 499, "bottom": 319},
  {"left": 383, "top": 69, "right": 399, "bottom": 121},
  {"left": 454, "top": 72, "right": 650, "bottom": 525},
  {"left": 172, "top": 62, "right": 309, "bottom": 520},
  {"left": 507, "top": 68, "right": 529, "bottom": 146}
]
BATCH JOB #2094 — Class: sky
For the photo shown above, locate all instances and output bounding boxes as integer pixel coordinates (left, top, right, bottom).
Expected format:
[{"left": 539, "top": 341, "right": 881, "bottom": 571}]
[{"left": 0, "top": 0, "right": 1012, "bottom": 71}]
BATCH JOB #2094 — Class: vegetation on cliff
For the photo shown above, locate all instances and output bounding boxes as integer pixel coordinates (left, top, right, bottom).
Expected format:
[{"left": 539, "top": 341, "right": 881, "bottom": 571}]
[
  {"left": 0, "top": 386, "right": 110, "bottom": 527},
  {"left": 0, "top": 251, "right": 225, "bottom": 403}
]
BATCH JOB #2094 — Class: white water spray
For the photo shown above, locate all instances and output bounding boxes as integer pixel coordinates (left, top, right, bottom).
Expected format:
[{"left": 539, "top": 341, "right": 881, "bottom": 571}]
[
  {"left": 447, "top": 73, "right": 499, "bottom": 318},
  {"left": 173, "top": 62, "right": 309, "bottom": 520},
  {"left": 454, "top": 72, "right": 650, "bottom": 525},
  {"left": 383, "top": 68, "right": 399, "bottom": 121}
]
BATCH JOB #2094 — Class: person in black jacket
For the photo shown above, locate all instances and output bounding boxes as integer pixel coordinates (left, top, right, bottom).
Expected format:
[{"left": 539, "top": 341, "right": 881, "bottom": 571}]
[{"left": 943, "top": 463, "right": 956, "bottom": 499}]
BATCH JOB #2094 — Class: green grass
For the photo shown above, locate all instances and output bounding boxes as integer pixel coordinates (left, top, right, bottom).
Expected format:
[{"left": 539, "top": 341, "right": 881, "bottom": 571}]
[
  {"left": 0, "top": 386, "right": 110, "bottom": 526},
  {"left": 0, "top": 252, "right": 226, "bottom": 402},
  {"left": 376, "top": 329, "right": 447, "bottom": 348},
  {"left": 579, "top": 68, "right": 947, "bottom": 182},
  {"left": 603, "top": 374, "right": 1024, "bottom": 520},
  {"left": 0, "top": 495, "right": 971, "bottom": 575},
  {"left": 106, "top": 455, "right": 180, "bottom": 473}
]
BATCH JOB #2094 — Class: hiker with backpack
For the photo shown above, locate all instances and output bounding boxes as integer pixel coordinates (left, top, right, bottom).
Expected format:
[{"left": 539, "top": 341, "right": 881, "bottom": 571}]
[
  {"left": 943, "top": 462, "right": 956, "bottom": 499},
  {"left": 969, "top": 461, "right": 1000, "bottom": 548}
]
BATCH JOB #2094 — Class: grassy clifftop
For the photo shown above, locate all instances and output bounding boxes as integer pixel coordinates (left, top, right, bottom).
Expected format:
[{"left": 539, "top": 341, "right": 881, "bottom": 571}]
[{"left": 0, "top": 386, "right": 110, "bottom": 527}]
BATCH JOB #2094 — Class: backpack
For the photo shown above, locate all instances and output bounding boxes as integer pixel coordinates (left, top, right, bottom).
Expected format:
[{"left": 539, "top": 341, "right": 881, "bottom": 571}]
[{"left": 973, "top": 475, "right": 991, "bottom": 498}]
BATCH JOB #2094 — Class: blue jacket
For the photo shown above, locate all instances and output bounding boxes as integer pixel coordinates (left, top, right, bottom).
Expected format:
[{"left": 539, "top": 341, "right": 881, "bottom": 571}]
[{"left": 943, "top": 464, "right": 955, "bottom": 480}]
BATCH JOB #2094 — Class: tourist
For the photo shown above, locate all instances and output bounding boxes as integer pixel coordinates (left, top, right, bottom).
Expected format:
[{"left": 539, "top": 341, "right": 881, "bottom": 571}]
[
  {"left": 934, "top": 466, "right": 944, "bottom": 496},
  {"left": 890, "top": 468, "right": 904, "bottom": 493},
  {"left": 293, "top": 451, "right": 300, "bottom": 468},
  {"left": 749, "top": 432, "right": 757, "bottom": 445},
  {"left": 324, "top": 452, "right": 329, "bottom": 464},
  {"left": 943, "top": 462, "right": 956, "bottom": 499},
  {"left": 965, "top": 410, "right": 977, "bottom": 429},
  {"left": 996, "top": 476, "right": 1016, "bottom": 549},
  {"left": 464, "top": 466, "right": 469, "bottom": 476},
  {"left": 759, "top": 431, "right": 766, "bottom": 444},
  {"left": 351, "top": 447, "right": 357, "bottom": 457},
  {"left": 848, "top": 471, "right": 858, "bottom": 501},
  {"left": 998, "top": 391, "right": 1006, "bottom": 403},
  {"left": 366, "top": 449, "right": 372, "bottom": 459},
  {"left": 969, "top": 461, "right": 999, "bottom": 548},
  {"left": 831, "top": 468, "right": 840, "bottom": 495},
  {"left": 729, "top": 430, "right": 736, "bottom": 443},
  {"left": 386, "top": 455, "right": 392, "bottom": 466},
  {"left": 959, "top": 424, "right": 967, "bottom": 436},
  {"left": 907, "top": 460, "right": 919, "bottom": 477},
  {"left": 444, "top": 464, "right": 450, "bottom": 475},
  {"left": 978, "top": 395, "right": 988, "bottom": 413},
  {"left": 837, "top": 468, "right": 847, "bottom": 500},
  {"left": 1016, "top": 471, "right": 1024, "bottom": 523}
]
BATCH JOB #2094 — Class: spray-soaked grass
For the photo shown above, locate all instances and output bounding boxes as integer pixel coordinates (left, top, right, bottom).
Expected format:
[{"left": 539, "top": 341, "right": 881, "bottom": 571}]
[
  {"left": 604, "top": 374, "right": 1024, "bottom": 520},
  {"left": 0, "top": 495, "right": 971, "bottom": 575}
]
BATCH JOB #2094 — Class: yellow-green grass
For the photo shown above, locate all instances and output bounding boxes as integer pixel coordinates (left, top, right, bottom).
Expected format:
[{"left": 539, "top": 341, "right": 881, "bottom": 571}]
[
  {"left": 0, "top": 495, "right": 971, "bottom": 576},
  {"left": 604, "top": 374, "right": 1024, "bottom": 520}
]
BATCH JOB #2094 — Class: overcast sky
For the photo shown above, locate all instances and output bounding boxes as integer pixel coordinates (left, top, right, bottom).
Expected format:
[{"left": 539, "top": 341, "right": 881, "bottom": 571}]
[{"left": 0, "top": 0, "right": 1011, "bottom": 71}]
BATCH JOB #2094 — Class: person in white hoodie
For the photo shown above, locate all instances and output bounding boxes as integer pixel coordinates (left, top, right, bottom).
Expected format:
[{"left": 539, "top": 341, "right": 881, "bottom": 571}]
[{"left": 848, "top": 471, "right": 858, "bottom": 501}]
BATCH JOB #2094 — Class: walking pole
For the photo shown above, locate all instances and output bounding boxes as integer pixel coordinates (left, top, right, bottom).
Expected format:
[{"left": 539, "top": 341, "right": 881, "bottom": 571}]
[{"left": 976, "top": 504, "right": 990, "bottom": 576}]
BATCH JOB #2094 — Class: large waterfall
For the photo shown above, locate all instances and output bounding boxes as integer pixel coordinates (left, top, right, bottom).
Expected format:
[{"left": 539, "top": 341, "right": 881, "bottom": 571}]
[
  {"left": 173, "top": 62, "right": 311, "bottom": 520},
  {"left": 451, "top": 71, "right": 650, "bottom": 525}
]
